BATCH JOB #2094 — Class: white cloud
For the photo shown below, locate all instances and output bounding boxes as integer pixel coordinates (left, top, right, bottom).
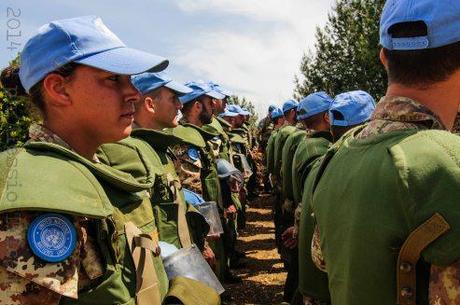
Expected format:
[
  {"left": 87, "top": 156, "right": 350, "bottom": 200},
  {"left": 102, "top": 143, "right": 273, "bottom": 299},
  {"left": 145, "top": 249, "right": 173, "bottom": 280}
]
[{"left": 173, "top": 0, "right": 335, "bottom": 118}]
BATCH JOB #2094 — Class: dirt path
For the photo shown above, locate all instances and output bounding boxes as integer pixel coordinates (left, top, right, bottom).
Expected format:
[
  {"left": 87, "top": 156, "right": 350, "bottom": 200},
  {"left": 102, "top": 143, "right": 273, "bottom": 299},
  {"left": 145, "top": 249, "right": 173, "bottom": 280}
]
[{"left": 224, "top": 196, "right": 287, "bottom": 305}]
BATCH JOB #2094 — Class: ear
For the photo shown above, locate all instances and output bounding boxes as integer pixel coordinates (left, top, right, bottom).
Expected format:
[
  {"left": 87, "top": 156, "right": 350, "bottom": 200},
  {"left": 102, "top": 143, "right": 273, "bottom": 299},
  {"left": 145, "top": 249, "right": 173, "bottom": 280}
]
[
  {"left": 379, "top": 48, "right": 388, "bottom": 70},
  {"left": 324, "top": 112, "right": 330, "bottom": 124},
  {"left": 144, "top": 96, "right": 156, "bottom": 114},
  {"left": 42, "top": 73, "right": 72, "bottom": 107}
]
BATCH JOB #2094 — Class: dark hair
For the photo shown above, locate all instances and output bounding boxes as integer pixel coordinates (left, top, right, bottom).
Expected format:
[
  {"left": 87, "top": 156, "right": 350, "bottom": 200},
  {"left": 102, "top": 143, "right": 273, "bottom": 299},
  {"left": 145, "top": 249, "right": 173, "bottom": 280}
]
[
  {"left": 383, "top": 21, "right": 460, "bottom": 87},
  {"left": 28, "top": 62, "right": 80, "bottom": 117},
  {"left": 301, "top": 111, "right": 327, "bottom": 128},
  {"left": 181, "top": 100, "right": 197, "bottom": 115},
  {"left": 0, "top": 66, "right": 27, "bottom": 97}
]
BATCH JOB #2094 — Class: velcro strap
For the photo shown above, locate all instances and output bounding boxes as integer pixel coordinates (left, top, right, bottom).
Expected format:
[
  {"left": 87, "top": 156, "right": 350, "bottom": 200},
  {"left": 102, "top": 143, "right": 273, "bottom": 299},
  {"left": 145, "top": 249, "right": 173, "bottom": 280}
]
[
  {"left": 166, "top": 173, "right": 192, "bottom": 248},
  {"left": 396, "top": 213, "right": 450, "bottom": 305},
  {"left": 134, "top": 235, "right": 161, "bottom": 256},
  {"left": 125, "top": 222, "right": 162, "bottom": 305}
]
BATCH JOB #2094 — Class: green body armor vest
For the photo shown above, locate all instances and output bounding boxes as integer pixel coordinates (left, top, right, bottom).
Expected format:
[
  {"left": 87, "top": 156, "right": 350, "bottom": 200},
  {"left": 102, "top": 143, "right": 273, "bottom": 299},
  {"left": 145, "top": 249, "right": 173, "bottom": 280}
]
[
  {"left": 203, "top": 117, "right": 231, "bottom": 161},
  {"left": 179, "top": 124, "right": 223, "bottom": 210},
  {"left": 0, "top": 142, "right": 169, "bottom": 305},
  {"left": 312, "top": 129, "right": 460, "bottom": 305},
  {"left": 98, "top": 132, "right": 195, "bottom": 250}
]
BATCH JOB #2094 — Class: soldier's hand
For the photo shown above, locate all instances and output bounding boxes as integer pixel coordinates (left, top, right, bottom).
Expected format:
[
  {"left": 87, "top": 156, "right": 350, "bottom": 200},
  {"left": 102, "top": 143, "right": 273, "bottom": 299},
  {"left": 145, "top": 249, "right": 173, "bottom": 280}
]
[
  {"left": 202, "top": 244, "right": 216, "bottom": 269},
  {"left": 282, "top": 226, "right": 298, "bottom": 249},
  {"left": 224, "top": 205, "right": 237, "bottom": 220}
]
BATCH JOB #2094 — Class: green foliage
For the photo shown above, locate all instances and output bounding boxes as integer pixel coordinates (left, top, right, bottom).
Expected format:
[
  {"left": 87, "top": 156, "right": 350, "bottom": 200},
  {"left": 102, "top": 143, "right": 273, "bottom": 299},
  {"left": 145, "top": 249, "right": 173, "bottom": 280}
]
[
  {"left": 295, "top": 0, "right": 386, "bottom": 100},
  {"left": 0, "top": 87, "right": 33, "bottom": 151},
  {"left": 0, "top": 55, "right": 35, "bottom": 151},
  {"left": 227, "top": 95, "right": 259, "bottom": 126}
]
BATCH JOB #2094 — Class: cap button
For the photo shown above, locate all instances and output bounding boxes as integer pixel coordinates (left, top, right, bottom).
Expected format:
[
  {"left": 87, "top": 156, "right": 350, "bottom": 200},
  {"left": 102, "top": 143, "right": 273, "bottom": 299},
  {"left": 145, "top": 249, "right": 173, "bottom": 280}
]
[{"left": 399, "top": 262, "right": 412, "bottom": 273}]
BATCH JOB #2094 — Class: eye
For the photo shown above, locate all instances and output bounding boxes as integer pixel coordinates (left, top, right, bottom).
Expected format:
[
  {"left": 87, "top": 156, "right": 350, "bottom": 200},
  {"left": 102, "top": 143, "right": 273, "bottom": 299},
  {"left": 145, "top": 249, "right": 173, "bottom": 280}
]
[{"left": 107, "top": 74, "right": 120, "bottom": 82}]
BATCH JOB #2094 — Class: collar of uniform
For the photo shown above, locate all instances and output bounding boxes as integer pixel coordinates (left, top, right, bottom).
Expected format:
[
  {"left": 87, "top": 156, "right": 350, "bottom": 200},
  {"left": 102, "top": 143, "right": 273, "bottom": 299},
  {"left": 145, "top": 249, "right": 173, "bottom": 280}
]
[
  {"left": 29, "top": 123, "right": 100, "bottom": 163},
  {"left": 371, "top": 96, "right": 445, "bottom": 129},
  {"left": 357, "top": 96, "right": 445, "bottom": 139}
]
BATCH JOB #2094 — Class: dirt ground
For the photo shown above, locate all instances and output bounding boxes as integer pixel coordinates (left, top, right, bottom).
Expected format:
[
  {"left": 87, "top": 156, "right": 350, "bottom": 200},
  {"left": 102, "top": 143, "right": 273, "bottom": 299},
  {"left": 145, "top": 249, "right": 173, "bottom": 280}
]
[{"left": 224, "top": 196, "right": 287, "bottom": 305}]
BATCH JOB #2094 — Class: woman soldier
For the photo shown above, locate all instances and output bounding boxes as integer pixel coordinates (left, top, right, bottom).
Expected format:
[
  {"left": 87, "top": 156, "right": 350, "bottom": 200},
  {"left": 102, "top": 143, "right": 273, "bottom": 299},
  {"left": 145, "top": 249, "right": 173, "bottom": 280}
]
[{"left": 0, "top": 16, "right": 210, "bottom": 305}]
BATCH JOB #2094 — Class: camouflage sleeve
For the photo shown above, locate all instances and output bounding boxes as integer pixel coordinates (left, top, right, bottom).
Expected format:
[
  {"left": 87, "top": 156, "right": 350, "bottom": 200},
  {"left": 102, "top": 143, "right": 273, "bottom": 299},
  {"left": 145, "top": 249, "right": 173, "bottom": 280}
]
[
  {"left": 0, "top": 212, "right": 82, "bottom": 304},
  {"left": 429, "top": 261, "right": 460, "bottom": 304},
  {"left": 311, "top": 225, "right": 327, "bottom": 272},
  {"left": 171, "top": 144, "right": 203, "bottom": 194}
]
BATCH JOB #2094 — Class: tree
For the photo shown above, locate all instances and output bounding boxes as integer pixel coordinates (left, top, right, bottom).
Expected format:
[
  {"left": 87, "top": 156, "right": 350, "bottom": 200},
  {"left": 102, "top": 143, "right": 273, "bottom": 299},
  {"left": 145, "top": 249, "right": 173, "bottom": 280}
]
[
  {"left": 227, "top": 95, "right": 259, "bottom": 127},
  {"left": 0, "top": 55, "right": 36, "bottom": 151},
  {"left": 295, "top": 0, "right": 386, "bottom": 100}
]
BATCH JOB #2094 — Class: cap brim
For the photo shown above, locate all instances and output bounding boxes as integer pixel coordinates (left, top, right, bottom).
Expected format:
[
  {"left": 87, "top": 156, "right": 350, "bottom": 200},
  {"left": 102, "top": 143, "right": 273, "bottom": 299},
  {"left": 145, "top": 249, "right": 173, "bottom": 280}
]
[
  {"left": 75, "top": 47, "right": 169, "bottom": 75},
  {"left": 206, "top": 90, "right": 225, "bottom": 100},
  {"left": 165, "top": 80, "right": 193, "bottom": 96}
]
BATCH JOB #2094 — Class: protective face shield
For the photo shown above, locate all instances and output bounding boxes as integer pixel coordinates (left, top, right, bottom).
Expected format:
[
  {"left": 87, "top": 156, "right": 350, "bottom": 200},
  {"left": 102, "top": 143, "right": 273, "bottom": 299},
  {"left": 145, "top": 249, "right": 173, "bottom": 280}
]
[{"left": 162, "top": 244, "right": 225, "bottom": 294}]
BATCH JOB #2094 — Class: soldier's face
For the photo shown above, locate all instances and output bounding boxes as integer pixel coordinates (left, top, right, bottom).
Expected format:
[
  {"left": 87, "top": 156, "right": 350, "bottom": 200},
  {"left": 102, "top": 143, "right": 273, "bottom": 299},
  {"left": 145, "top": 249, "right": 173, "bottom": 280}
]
[
  {"left": 198, "top": 96, "right": 213, "bottom": 124},
  {"left": 152, "top": 87, "right": 182, "bottom": 128},
  {"left": 59, "top": 65, "right": 140, "bottom": 144},
  {"left": 214, "top": 98, "right": 225, "bottom": 114}
]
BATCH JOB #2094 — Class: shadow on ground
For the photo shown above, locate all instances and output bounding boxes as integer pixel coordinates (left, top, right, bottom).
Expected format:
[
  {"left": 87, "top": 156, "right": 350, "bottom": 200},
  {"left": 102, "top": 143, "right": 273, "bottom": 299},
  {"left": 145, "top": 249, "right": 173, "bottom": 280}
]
[{"left": 223, "top": 196, "right": 287, "bottom": 305}]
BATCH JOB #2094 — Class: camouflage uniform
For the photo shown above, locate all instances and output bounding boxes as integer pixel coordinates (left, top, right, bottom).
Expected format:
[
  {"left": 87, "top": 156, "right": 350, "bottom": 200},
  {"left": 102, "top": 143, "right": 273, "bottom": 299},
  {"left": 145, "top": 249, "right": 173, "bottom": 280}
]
[
  {"left": 310, "top": 96, "right": 460, "bottom": 305},
  {"left": 258, "top": 115, "right": 274, "bottom": 149}
]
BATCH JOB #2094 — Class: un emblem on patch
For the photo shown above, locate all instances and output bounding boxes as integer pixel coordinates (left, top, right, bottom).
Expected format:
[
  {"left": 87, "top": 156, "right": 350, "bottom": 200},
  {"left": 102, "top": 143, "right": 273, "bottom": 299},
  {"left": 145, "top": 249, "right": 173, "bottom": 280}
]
[
  {"left": 187, "top": 147, "right": 200, "bottom": 161},
  {"left": 27, "top": 213, "right": 77, "bottom": 263}
]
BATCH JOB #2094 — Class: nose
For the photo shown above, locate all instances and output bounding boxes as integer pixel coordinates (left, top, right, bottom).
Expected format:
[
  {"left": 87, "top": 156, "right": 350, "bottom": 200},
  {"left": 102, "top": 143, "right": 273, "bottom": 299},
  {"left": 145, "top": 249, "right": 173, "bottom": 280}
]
[{"left": 124, "top": 76, "right": 141, "bottom": 103}]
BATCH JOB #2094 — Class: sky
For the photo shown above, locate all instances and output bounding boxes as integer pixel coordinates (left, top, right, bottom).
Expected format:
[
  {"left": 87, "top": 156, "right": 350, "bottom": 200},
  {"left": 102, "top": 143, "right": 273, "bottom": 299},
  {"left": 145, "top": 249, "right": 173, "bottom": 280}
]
[{"left": 0, "top": 0, "right": 335, "bottom": 118}]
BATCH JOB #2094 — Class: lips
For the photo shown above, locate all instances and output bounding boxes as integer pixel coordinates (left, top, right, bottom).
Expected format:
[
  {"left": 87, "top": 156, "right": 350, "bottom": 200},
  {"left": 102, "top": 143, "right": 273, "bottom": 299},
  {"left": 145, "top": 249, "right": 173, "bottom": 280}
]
[{"left": 120, "top": 111, "right": 135, "bottom": 120}]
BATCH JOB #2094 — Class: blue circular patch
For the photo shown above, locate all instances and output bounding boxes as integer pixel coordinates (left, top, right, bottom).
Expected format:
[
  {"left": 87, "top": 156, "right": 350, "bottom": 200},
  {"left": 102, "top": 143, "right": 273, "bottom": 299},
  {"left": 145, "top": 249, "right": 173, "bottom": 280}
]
[
  {"left": 187, "top": 147, "right": 200, "bottom": 161},
  {"left": 27, "top": 213, "right": 77, "bottom": 263}
]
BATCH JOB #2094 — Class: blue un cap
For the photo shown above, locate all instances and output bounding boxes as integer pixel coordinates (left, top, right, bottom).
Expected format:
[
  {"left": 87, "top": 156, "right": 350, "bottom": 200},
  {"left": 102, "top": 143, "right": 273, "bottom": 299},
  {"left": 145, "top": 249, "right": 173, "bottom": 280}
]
[
  {"left": 282, "top": 99, "right": 299, "bottom": 113},
  {"left": 131, "top": 72, "right": 191, "bottom": 96},
  {"left": 380, "top": 0, "right": 460, "bottom": 50},
  {"left": 208, "top": 81, "right": 233, "bottom": 97},
  {"left": 19, "top": 16, "right": 168, "bottom": 93},
  {"left": 297, "top": 92, "right": 333, "bottom": 120},
  {"left": 271, "top": 107, "right": 284, "bottom": 120},
  {"left": 268, "top": 104, "right": 277, "bottom": 113},
  {"left": 329, "top": 90, "right": 376, "bottom": 126},
  {"left": 219, "top": 106, "right": 239, "bottom": 118},
  {"left": 227, "top": 104, "right": 250, "bottom": 116},
  {"left": 179, "top": 81, "right": 225, "bottom": 104}
]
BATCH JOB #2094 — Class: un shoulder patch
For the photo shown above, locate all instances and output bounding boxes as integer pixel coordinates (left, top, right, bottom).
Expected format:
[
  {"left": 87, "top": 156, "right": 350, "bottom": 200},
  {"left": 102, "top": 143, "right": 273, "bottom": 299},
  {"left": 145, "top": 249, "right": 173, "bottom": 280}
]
[
  {"left": 27, "top": 213, "right": 77, "bottom": 263},
  {"left": 187, "top": 147, "right": 200, "bottom": 161}
]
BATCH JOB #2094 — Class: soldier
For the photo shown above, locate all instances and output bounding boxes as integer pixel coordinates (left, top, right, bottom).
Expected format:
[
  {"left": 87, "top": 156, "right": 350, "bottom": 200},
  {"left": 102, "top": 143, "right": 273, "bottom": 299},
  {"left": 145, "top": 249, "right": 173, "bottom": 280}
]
[
  {"left": 297, "top": 90, "right": 375, "bottom": 305},
  {"left": 0, "top": 15, "right": 218, "bottom": 305},
  {"left": 258, "top": 104, "right": 277, "bottom": 149},
  {"left": 174, "top": 82, "right": 240, "bottom": 284},
  {"left": 203, "top": 81, "right": 233, "bottom": 161},
  {"left": 266, "top": 107, "right": 285, "bottom": 184},
  {"left": 311, "top": 1, "right": 460, "bottom": 304}
]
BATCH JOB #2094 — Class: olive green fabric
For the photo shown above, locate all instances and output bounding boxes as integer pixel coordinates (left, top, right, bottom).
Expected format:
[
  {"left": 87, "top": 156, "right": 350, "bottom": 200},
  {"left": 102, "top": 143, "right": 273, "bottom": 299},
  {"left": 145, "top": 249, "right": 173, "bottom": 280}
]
[
  {"left": 203, "top": 117, "right": 231, "bottom": 161},
  {"left": 0, "top": 142, "right": 169, "bottom": 305},
  {"left": 165, "top": 276, "right": 220, "bottom": 305},
  {"left": 178, "top": 124, "right": 223, "bottom": 209},
  {"left": 273, "top": 125, "right": 296, "bottom": 177},
  {"left": 266, "top": 130, "right": 279, "bottom": 175},
  {"left": 312, "top": 129, "right": 460, "bottom": 305},
  {"left": 0, "top": 144, "right": 113, "bottom": 218},
  {"left": 291, "top": 132, "right": 332, "bottom": 205},
  {"left": 99, "top": 134, "right": 195, "bottom": 250},
  {"left": 297, "top": 159, "right": 330, "bottom": 302},
  {"left": 167, "top": 125, "right": 206, "bottom": 148},
  {"left": 280, "top": 130, "right": 307, "bottom": 199}
]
